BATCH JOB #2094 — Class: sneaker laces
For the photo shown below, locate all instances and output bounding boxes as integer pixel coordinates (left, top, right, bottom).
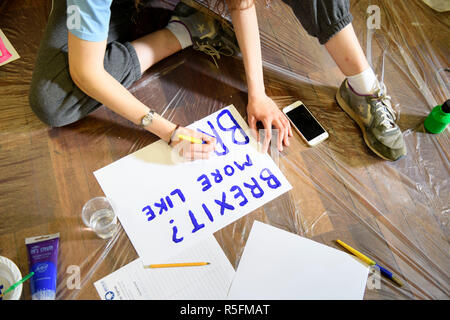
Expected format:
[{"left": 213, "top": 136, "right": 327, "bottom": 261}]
[
  {"left": 193, "top": 40, "right": 234, "bottom": 69},
  {"left": 370, "top": 82, "right": 397, "bottom": 131}
]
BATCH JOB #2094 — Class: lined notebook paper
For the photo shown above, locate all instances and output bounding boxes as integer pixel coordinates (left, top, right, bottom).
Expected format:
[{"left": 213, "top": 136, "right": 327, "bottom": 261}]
[{"left": 94, "top": 235, "right": 235, "bottom": 300}]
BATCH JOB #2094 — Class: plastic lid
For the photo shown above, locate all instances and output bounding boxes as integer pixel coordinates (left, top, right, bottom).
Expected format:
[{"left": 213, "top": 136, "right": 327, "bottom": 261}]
[
  {"left": 0, "top": 256, "right": 22, "bottom": 300},
  {"left": 442, "top": 100, "right": 450, "bottom": 113}
]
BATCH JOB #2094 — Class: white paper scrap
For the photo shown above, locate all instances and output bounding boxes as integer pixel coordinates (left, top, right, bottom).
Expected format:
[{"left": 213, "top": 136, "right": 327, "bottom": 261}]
[{"left": 227, "top": 221, "right": 369, "bottom": 300}]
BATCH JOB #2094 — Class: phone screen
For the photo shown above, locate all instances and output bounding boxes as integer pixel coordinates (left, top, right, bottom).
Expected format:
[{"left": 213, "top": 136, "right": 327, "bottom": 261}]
[{"left": 286, "top": 104, "right": 325, "bottom": 141}]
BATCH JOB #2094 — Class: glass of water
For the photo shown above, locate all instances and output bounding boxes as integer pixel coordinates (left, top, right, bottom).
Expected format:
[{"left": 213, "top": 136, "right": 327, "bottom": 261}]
[{"left": 81, "top": 197, "right": 117, "bottom": 239}]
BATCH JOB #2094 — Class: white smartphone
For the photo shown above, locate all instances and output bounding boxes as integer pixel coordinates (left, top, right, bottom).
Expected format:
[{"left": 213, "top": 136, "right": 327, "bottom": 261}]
[{"left": 283, "top": 100, "right": 329, "bottom": 146}]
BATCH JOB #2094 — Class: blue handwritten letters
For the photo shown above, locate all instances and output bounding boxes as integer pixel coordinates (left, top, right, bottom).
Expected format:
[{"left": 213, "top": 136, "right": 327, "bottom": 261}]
[
  {"left": 142, "top": 188, "right": 185, "bottom": 221},
  {"left": 143, "top": 152, "right": 283, "bottom": 244},
  {"left": 94, "top": 105, "right": 292, "bottom": 264},
  {"left": 197, "top": 109, "right": 250, "bottom": 156},
  {"left": 139, "top": 106, "right": 283, "bottom": 245}
]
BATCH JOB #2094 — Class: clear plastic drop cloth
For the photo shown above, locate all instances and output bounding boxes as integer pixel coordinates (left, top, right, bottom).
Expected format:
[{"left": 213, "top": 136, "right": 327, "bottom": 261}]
[{"left": 0, "top": 0, "right": 448, "bottom": 300}]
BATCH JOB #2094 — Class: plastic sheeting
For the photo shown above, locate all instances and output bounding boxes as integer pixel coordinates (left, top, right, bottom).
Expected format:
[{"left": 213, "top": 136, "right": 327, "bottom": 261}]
[{"left": 0, "top": 0, "right": 448, "bottom": 300}]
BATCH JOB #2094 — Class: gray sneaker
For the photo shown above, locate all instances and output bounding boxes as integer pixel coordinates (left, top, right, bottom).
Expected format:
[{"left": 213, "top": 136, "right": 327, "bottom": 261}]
[
  {"left": 336, "top": 79, "right": 407, "bottom": 161},
  {"left": 168, "top": 0, "right": 240, "bottom": 67}
]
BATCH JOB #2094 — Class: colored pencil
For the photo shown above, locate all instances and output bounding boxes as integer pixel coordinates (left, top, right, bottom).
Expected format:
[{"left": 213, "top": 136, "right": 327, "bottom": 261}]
[
  {"left": 336, "top": 239, "right": 375, "bottom": 265},
  {"left": 143, "top": 262, "right": 210, "bottom": 269},
  {"left": 336, "top": 240, "right": 403, "bottom": 286}
]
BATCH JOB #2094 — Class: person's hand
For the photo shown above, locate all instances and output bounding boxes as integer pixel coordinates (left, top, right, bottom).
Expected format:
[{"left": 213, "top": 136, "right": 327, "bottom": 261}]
[
  {"left": 169, "top": 126, "right": 216, "bottom": 161},
  {"left": 247, "top": 94, "right": 292, "bottom": 152}
]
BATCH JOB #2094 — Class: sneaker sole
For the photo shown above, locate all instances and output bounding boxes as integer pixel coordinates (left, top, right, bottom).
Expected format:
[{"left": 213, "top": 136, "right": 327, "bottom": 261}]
[{"left": 336, "top": 86, "right": 395, "bottom": 161}]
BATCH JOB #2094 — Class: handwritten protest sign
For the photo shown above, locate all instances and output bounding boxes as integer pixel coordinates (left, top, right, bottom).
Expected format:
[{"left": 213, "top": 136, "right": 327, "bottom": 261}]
[{"left": 94, "top": 106, "right": 292, "bottom": 264}]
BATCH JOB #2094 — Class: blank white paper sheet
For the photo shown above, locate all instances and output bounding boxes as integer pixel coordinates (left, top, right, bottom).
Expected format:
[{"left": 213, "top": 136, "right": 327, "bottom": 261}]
[
  {"left": 227, "top": 221, "right": 369, "bottom": 300},
  {"left": 94, "top": 235, "right": 235, "bottom": 300}
]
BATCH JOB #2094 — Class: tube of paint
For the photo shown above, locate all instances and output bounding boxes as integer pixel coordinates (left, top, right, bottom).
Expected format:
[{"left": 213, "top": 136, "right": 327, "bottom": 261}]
[{"left": 25, "top": 233, "right": 60, "bottom": 300}]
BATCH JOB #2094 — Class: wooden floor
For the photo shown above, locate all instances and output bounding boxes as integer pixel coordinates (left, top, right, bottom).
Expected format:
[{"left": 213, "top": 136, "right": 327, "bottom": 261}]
[{"left": 0, "top": 0, "right": 448, "bottom": 299}]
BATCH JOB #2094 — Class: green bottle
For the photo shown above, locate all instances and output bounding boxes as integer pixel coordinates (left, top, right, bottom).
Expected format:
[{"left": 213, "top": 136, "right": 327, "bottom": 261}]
[{"left": 424, "top": 99, "right": 450, "bottom": 134}]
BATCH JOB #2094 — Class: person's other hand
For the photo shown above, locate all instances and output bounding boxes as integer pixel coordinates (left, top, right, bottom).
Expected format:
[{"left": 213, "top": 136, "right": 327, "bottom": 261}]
[
  {"left": 247, "top": 94, "right": 292, "bottom": 152},
  {"left": 169, "top": 126, "right": 216, "bottom": 161}
]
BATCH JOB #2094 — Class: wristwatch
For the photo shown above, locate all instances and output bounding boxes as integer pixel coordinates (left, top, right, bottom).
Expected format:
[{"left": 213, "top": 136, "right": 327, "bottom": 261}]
[{"left": 140, "top": 109, "right": 155, "bottom": 128}]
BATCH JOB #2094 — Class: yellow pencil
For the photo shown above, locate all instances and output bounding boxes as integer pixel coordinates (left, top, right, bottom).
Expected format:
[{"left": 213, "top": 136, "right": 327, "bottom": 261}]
[
  {"left": 336, "top": 239, "right": 375, "bottom": 265},
  {"left": 336, "top": 239, "right": 403, "bottom": 287},
  {"left": 144, "top": 262, "right": 210, "bottom": 269},
  {"left": 177, "top": 134, "right": 206, "bottom": 144}
]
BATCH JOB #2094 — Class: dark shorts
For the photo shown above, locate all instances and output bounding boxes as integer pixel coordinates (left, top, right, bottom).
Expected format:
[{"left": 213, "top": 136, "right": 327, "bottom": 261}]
[
  {"left": 282, "top": 0, "right": 353, "bottom": 44},
  {"left": 29, "top": 0, "right": 142, "bottom": 127}
]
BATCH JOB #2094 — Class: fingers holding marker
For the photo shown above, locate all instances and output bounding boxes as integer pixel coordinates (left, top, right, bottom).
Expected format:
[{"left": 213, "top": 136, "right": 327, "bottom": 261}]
[
  {"left": 187, "top": 134, "right": 216, "bottom": 154},
  {"left": 190, "top": 142, "right": 211, "bottom": 157},
  {"left": 177, "top": 142, "right": 206, "bottom": 160},
  {"left": 175, "top": 132, "right": 216, "bottom": 161},
  {"left": 200, "top": 133, "right": 216, "bottom": 152}
]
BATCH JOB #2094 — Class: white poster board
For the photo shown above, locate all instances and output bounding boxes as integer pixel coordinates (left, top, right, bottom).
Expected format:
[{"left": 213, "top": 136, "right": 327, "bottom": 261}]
[
  {"left": 94, "top": 106, "right": 292, "bottom": 264},
  {"left": 228, "top": 221, "right": 369, "bottom": 300}
]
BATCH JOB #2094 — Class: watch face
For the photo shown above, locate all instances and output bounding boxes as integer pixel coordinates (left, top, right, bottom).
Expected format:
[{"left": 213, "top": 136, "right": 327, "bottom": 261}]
[{"left": 141, "top": 111, "right": 154, "bottom": 127}]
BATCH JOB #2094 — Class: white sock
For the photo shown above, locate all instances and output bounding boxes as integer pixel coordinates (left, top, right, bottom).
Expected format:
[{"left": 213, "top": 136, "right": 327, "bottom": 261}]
[
  {"left": 166, "top": 21, "right": 193, "bottom": 50},
  {"left": 347, "top": 67, "right": 378, "bottom": 95}
]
